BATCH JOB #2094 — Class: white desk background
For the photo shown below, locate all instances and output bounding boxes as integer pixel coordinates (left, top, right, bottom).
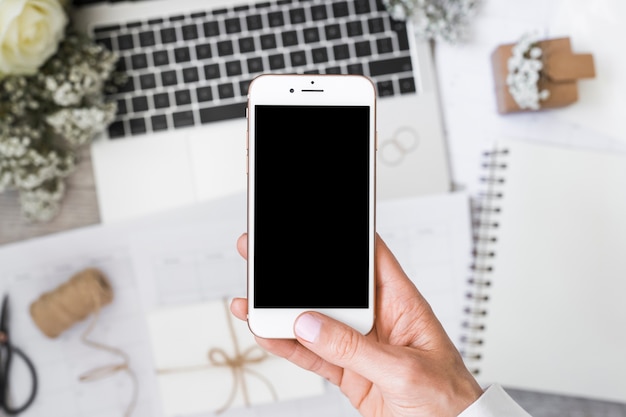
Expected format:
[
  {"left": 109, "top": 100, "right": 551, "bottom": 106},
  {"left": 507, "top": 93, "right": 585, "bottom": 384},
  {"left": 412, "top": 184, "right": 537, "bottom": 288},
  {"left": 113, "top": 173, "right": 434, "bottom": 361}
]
[{"left": 1, "top": 0, "right": 626, "bottom": 415}]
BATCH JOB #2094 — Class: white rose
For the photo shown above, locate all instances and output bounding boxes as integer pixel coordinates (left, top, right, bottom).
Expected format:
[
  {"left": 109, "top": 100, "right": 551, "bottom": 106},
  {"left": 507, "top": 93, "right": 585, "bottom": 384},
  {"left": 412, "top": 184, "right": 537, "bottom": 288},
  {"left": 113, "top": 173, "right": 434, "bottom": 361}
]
[{"left": 0, "top": 0, "right": 68, "bottom": 77}]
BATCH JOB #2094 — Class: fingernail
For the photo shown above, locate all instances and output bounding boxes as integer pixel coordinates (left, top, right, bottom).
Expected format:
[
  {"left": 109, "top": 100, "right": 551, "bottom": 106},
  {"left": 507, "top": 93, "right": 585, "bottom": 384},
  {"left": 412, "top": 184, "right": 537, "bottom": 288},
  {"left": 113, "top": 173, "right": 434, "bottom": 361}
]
[{"left": 295, "top": 313, "right": 322, "bottom": 343}]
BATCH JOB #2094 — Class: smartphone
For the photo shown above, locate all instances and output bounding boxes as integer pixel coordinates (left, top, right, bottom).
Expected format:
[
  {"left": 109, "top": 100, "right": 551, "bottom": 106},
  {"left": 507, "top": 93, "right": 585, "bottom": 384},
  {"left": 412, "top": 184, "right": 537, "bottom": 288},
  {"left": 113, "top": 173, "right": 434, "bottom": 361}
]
[{"left": 246, "top": 74, "right": 377, "bottom": 339}]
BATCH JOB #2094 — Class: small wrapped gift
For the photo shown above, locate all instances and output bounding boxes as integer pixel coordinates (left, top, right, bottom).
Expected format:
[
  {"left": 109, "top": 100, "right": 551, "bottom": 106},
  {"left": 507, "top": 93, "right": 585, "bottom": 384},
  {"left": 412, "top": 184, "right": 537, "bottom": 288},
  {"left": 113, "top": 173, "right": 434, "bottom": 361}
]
[
  {"left": 492, "top": 36, "right": 595, "bottom": 113},
  {"left": 148, "top": 299, "right": 325, "bottom": 416}
]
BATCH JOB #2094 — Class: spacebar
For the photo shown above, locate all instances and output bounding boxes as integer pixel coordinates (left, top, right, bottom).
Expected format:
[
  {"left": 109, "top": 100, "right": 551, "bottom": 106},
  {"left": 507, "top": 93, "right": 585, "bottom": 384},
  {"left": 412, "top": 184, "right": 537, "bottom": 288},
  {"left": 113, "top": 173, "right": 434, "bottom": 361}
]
[
  {"left": 199, "top": 102, "right": 247, "bottom": 124},
  {"left": 369, "top": 56, "right": 413, "bottom": 77}
]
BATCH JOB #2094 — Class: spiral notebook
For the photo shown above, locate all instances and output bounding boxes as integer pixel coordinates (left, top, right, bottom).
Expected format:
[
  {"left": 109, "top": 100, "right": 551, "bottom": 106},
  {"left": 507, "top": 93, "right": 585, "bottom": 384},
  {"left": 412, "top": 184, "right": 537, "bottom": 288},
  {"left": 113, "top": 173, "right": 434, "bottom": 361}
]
[{"left": 462, "top": 137, "right": 626, "bottom": 403}]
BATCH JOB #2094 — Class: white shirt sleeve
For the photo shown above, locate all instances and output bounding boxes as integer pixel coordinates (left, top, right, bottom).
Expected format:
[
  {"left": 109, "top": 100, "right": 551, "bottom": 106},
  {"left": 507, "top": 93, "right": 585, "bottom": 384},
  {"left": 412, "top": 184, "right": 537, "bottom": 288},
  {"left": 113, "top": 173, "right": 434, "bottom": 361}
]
[{"left": 459, "top": 384, "right": 532, "bottom": 417}]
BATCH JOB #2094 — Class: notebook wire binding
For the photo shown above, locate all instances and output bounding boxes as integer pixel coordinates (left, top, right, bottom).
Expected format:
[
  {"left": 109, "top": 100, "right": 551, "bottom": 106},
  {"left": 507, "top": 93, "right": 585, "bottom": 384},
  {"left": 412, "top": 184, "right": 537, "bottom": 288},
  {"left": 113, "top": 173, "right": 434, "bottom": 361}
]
[{"left": 461, "top": 145, "right": 508, "bottom": 375}]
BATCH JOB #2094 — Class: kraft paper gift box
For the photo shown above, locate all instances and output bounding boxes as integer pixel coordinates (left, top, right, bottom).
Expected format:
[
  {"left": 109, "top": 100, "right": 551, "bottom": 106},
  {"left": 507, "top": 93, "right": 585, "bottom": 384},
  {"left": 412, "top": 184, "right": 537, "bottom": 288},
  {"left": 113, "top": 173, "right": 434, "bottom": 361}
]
[
  {"left": 147, "top": 299, "right": 325, "bottom": 416},
  {"left": 491, "top": 37, "right": 595, "bottom": 114}
]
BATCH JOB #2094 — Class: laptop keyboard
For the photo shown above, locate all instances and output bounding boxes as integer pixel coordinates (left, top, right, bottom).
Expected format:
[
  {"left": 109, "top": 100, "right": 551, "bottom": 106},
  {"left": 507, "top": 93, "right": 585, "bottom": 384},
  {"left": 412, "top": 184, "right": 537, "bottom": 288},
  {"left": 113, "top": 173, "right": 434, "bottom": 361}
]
[{"left": 92, "top": 0, "right": 418, "bottom": 139}]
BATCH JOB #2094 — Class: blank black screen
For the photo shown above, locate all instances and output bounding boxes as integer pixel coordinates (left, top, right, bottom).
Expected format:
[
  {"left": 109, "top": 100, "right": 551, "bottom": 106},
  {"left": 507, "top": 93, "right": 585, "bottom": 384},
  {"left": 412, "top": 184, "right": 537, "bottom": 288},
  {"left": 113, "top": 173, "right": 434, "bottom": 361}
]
[{"left": 254, "top": 105, "right": 371, "bottom": 308}]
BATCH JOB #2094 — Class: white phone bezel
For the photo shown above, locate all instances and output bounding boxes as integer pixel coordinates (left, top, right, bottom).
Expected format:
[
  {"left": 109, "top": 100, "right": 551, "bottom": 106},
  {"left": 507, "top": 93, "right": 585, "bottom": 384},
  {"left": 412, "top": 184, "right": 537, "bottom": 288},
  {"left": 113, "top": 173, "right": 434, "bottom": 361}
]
[{"left": 246, "top": 74, "right": 377, "bottom": 339}]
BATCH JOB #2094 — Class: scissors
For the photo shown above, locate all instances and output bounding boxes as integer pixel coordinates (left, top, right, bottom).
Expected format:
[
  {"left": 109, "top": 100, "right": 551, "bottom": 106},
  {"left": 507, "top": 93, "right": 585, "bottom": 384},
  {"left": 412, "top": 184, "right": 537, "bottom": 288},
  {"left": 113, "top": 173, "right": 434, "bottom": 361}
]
[{"left": 0, "top": 295, "right": 37, "bottom": 415}]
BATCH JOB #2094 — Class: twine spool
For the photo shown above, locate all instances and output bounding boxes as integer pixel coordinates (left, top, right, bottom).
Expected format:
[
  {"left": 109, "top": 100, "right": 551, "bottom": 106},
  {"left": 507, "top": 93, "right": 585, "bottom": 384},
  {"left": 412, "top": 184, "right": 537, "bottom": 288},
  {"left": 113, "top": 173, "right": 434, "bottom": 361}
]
[{"left": 29, "top": 268, "right": 114, "bottom": 338}]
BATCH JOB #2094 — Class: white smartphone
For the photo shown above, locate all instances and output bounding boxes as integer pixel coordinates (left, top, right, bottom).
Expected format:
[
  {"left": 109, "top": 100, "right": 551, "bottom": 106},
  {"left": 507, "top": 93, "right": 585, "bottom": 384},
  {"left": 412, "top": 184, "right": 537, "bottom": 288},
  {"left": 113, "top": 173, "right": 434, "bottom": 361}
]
[{"left": 246, "top": 74, "right": 377, "bottom": 339}]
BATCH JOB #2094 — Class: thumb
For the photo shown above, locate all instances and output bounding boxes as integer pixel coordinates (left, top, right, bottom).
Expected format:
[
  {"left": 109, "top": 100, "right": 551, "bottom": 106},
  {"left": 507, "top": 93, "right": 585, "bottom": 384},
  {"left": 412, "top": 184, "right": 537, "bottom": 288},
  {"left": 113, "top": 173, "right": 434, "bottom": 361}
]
[{"left": 294, "top": 312, "right": 394, "bottom": 385}]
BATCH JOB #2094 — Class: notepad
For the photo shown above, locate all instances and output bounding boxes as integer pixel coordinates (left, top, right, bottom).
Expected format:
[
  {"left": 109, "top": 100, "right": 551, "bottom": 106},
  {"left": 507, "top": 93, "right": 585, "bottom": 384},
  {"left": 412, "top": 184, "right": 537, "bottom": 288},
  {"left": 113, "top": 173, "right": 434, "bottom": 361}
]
[{"left": 462, "top": 137, "right": 626, "bottom": 403}]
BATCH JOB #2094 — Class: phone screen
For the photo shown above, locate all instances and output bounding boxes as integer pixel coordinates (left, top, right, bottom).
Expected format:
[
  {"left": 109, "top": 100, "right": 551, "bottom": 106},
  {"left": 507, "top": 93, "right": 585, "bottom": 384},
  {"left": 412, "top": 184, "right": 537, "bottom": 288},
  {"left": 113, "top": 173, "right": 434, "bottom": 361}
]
[{"left": 253, "top": 105, "right": 372, "bottom": 308}]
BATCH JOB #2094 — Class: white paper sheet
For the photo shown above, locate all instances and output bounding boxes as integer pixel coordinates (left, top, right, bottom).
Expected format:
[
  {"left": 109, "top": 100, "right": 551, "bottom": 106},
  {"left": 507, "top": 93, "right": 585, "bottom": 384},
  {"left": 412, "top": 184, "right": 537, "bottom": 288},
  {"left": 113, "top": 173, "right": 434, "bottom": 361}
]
[
  {"left": 148, "top": 300, "right": 325, "bottom": 416},
  {"left": 0, "top": 191, "right": 474, "bottom": 417}
]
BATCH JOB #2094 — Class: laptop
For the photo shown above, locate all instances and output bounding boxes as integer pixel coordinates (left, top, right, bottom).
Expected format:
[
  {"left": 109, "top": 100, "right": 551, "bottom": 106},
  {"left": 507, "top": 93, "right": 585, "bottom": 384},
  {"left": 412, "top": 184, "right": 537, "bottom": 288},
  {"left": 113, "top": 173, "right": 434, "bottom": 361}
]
[{"left": 72, "top": 0, "right": 452, "bottom": 223}]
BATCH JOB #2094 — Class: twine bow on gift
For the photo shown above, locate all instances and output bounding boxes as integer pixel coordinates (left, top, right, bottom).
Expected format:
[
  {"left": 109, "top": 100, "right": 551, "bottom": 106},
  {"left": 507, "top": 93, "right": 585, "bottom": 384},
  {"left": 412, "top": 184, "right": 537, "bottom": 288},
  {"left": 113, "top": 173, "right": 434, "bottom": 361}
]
[{"left": 157, "top": 299, "right": 278, "bottom": 414}]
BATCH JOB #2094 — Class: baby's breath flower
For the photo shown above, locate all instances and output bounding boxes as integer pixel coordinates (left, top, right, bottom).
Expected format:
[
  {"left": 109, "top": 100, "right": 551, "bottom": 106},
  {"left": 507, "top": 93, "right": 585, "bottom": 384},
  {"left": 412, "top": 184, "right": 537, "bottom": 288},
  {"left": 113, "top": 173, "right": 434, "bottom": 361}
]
[
  {"left": 382, "top": 0, "right": 479, "bottom": 44},
  {"left": 506, "top": 32, "right": 550, "bottom": 110},
  {"left": 0, "top": 27, "right": 122, "bottom": 222}
]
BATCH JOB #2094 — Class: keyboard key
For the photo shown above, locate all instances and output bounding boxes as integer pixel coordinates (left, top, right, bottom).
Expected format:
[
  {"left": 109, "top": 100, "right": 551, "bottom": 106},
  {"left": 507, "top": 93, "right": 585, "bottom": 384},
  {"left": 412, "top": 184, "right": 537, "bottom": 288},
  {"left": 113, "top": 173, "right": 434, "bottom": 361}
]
[
  {"left": 139, "top": 31, "right": 156, "bottom": 47},
  {"left": 139, "top": 73, "right": 156, "bottom": 89},
  {"left": 239, "top": 79, "right": 252, "bottom": 96},
  {"left": 247, "top": 57, "right": 263, "bottom": 73},
  {"left": 116, "top": 99, "right": 127, "bottom": 115},
  {"left": 225, "top": 17, "right": 242, "bottom": 33},
  {"left": 392, "top": 20, "right": 410, "bottom": 50},
  {"left": 226, "top": 60, "right": 242, "bottom": 76},
  {"left": 108, "top": 121, "right": 125, "bottom": 138},
  {"left": 199, "top": 102, "right": 246, "bottom": 124},
  {"left": 376, "top": 37, "right": 394, "bottom": 54},
  {"left": 117, "top": 34, "right": 134, "bottom": 50},
  {"left": 196, "top": 86, "right": 213, "bottom": 102},
  {"left": 355, "top": 40, "right": 372, "bottom": 57},
  {"left": 153, "top": 92, "right": 170, "bottom": 109},
  {"left": 195, "top": 43, "right": 212, "bottom": 60},
  {"left": 95, "top": 36, "right": 113, "bottom": 51},
  {"left": 289, "top": 7, "right": 305, "bottom": 24},
  {"left": 132, "top": 96, "right": 149, "bottom": 112},
  {"left": 174, "top": 47, "right": 191, "bottom": 63},
  {"left": 218, "top": 83, "right": 235, "bottom": 99},
  {"left": 115, "top": 56, "right": 127, "bottom": 72},
  {"left": 333, "top": 44, "right": 350, "bottom": 60},
  {"left": 399, "top": 76, "right": 416, "bottom": 94},
  {"left": 173, "top": 110, "right": 195, "bottom": 128},
  {"left": 246, "top": 14, "right": 262, "bottom": 31},
  {"left": 325, "top": 66, "right": 341, "bottom": 74},
  {"left": 290, "top": 51, "right": 307, "bottom": 67},
  {"left": 312, "top": 47, "right": 329, "bottom": 63},
  {"left": 130, "top": 117, "right": 147, "bottom": 134},
  {"left": 369, "top": 56, "right": 412, "bottom": 76},
  {"left": 332, "top": 1, "right": 349, "bottom": 17},
  {"left": 161, "top": 70, "right": 178, "bottom": 86},
  {"left": 182, "top": 67, "right": 199, "bottom": 83},
  {"left": 324, "top": 23, "right": 341, "bottom": 40},
  {"left": 239, "top": 37, "right": 256, "bottom": 53},
  {"left": 347, "top": 63, "right": 364, "bottom": 74},
  {"left": 117, "top": 76, "right": 135, "bottom": 93},
  {"left": 346, "top": 20, "right": 363, "bottom": 37},
  {"left": 377, "top": 80, "right": 394, "bottom": 97},
  {"left": 368, "top": 17, "right": 385, "bottom": 34},
  {"left": 153, "top": 50, "right": 169, "bottom": 66},
  {"left": 94, "top": 24, "right": 120, "bottom": 34},
  {"left": 151, "top": 114, "right": 168, "bottom": 131},
  {"left": 203, "top": 21, "right": 220, "bottom": 37},
  {"left": 175, "top": 89, "right": 192, "bottom": 106},
  {"left": 260, "top": 34, "right": 277, "bottom": 50},
  {"left": 303, "top": 27, "right": 320, "bottom": 43},
  {"left": 131, "top": 53, "right": 148, "bottom": 70},
  {"left": 311, "top": 5, "right": 327, "bottom": 20},
  {"left": 160, "top": 27, "right": 177, "bottom": 43},
  {"left": 204, "top": 63, "right": 220, "bottom": 79},
  {"left": 217, "top": 40, "right": 234, "bottom": 56},
  {"left": 269, "top": 53, "right": 285, "bottom": 70},
  {"left": 182, "top": 24, "right": 199, "bottom": 40},
  {"left": 354, "top": 0, "right": 371, "bottom": 14},
  {"left": 282, "top": 30, "right": 298, "bottom": 47},
  {"left": 268, "top": 11, "right": 285, "bottom": 27}
]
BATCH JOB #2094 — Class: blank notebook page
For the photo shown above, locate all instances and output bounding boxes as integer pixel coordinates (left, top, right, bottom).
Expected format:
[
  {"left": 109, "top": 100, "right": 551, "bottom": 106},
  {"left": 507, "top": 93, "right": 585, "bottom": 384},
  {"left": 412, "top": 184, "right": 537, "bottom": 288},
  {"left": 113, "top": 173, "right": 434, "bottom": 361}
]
[{"left": 469, "top": 137, "right": 626, "bottom": 403}]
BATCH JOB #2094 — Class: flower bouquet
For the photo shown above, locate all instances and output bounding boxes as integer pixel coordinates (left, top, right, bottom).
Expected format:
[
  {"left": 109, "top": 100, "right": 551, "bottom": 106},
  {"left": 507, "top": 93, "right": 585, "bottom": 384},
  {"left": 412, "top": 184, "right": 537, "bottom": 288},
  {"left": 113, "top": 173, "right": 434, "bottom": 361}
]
[{"left": 0, "top": 0, "right": 121, "bottom": 222}]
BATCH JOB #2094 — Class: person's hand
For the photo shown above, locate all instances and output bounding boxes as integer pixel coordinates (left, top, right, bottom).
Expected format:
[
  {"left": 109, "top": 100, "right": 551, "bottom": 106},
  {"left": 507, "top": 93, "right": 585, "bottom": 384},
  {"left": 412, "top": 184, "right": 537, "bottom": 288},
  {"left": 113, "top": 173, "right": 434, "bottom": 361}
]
[{"left": 230, "top": 233, "right": 483, "bottom": 417}]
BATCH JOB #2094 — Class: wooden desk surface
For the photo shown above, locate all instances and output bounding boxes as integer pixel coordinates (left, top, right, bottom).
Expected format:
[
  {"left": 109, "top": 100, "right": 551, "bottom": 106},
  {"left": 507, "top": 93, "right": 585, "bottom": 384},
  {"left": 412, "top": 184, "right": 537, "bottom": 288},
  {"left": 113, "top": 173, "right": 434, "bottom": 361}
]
[{"left": 0, "top": 148, "right": 100, "bottom": 246}]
